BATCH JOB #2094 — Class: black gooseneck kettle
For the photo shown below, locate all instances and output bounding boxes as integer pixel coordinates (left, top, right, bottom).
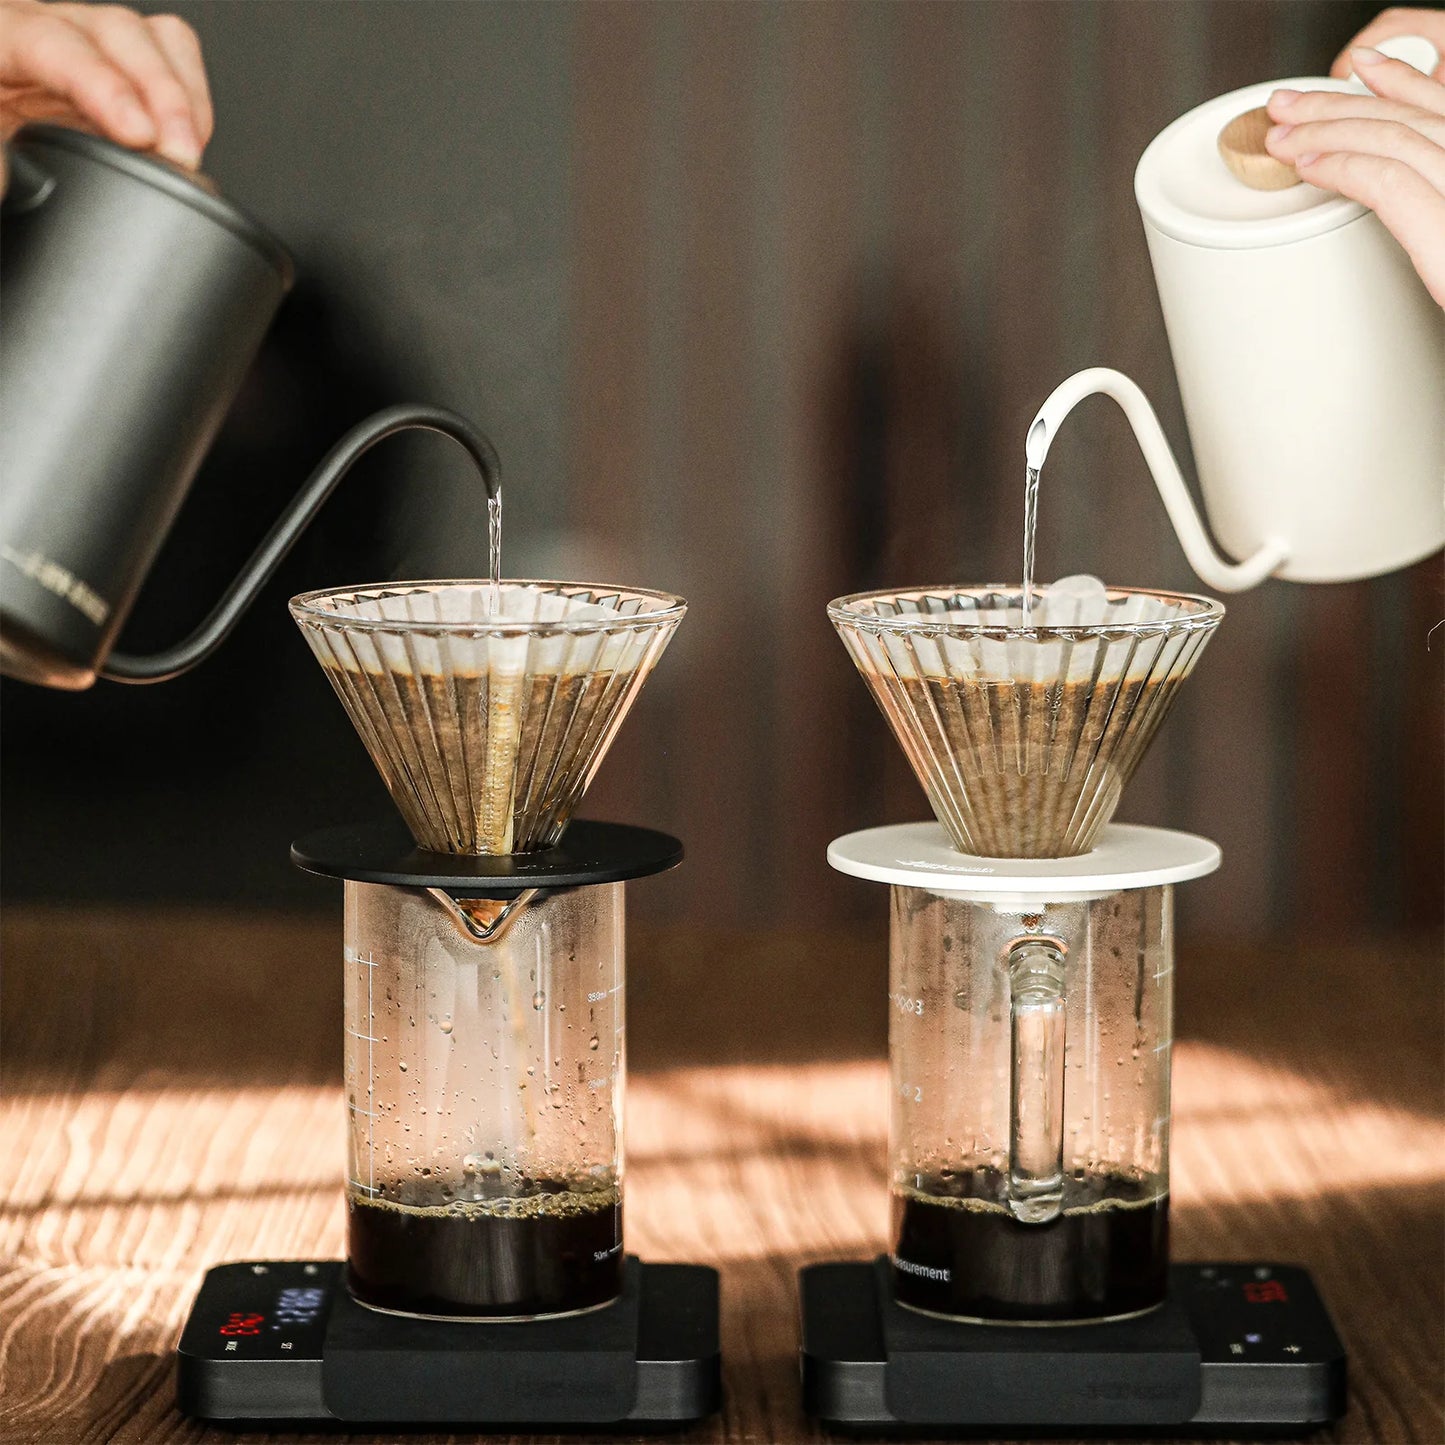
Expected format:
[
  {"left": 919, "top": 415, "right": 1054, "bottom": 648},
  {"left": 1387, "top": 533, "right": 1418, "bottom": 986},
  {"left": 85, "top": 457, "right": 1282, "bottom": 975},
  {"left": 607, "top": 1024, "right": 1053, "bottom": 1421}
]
[{"left": 0, "top": 124, "right": 499, "bottom": 691}]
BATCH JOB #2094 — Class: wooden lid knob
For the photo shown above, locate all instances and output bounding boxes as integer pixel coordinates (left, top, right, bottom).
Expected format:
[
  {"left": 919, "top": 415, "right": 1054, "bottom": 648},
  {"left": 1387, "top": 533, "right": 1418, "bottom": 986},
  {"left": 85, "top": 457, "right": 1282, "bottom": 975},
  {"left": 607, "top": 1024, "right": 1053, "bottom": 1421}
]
[{"left": 1217, "top": 106, "right": 1299, "bottom": 191}]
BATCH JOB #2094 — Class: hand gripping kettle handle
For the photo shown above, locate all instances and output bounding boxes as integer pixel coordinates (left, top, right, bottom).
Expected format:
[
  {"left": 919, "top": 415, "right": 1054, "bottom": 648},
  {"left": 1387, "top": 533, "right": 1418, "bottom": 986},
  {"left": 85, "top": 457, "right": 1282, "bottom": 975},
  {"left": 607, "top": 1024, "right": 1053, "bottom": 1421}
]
[
  {"left": 100, "top": 404, "right": 501, "bottom": 684},
  {"left": 1026, "top": 367, "right": 1290, "bottom": 593}
]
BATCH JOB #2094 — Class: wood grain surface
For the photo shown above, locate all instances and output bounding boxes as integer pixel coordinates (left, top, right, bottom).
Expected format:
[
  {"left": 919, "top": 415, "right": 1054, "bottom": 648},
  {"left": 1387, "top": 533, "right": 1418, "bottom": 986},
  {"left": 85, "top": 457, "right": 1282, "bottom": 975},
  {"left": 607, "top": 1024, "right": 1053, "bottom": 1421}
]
[{"left": 1, "top": 905, "right": 1440, "bottom": 1444}]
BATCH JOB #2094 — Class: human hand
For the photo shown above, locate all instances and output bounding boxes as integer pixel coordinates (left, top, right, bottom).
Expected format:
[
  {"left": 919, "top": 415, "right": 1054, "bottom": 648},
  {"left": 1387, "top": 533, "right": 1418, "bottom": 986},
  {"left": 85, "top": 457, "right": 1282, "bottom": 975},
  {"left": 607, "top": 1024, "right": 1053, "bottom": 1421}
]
[
  {"left": 1329, "top": 6, "right": 1445, "bottom": 80},
  {"left": 0, "top": 0, "right": 211, "bottom": 187},
  {"left": 1265, "top": 32, "right": 1445, "bottom": 306}
]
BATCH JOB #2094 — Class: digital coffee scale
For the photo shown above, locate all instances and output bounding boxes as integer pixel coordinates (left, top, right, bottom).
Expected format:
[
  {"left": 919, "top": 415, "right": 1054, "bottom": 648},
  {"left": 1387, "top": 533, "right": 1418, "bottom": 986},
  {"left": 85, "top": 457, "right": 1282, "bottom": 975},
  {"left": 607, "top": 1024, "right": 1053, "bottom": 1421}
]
[
  {"left": 178, "top": 1257, "right": 719, "bottom": 1427},
  {"left": 801, "top": 1259, "right": 1346, "bottom": 1434}
]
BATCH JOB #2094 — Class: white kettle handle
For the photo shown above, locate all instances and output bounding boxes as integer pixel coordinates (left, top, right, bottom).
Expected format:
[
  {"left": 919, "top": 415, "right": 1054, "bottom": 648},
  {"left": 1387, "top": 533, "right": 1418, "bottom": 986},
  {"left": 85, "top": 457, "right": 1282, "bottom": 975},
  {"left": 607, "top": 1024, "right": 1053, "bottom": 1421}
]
[{"left": 1025, "top": 367, "right": 1290, "bottom": 593}]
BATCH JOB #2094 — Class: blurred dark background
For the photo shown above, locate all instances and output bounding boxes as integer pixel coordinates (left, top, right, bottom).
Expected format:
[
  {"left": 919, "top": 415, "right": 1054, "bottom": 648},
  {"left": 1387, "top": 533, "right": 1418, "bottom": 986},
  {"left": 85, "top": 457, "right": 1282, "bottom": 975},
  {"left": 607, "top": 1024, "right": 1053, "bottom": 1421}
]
[{"left": 2, "top": 0, "right": 1440, "bottom": 949}]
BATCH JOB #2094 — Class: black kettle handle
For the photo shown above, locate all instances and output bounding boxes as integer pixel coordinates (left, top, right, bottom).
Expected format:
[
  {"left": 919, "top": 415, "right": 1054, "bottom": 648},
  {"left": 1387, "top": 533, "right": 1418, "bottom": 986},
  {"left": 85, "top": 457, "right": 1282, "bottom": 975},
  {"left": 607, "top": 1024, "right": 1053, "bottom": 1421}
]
[
  {"left": 2, "top": 146, "right": 56, "bottom": 213},
  {"left": 100, "top": 403, "right": 501, "bottom": 684}
]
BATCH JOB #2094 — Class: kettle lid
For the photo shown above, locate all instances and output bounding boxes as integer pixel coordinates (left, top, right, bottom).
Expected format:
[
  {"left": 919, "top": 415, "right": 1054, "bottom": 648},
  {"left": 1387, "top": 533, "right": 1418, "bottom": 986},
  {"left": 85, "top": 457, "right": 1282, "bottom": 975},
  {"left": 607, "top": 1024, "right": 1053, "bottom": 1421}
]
[
  {"left": 1134, "top": 76, "right": 1367, "bottom": 250},
  {"left": 1136, "top": 36, "right": 1439, "bottom": 251}
]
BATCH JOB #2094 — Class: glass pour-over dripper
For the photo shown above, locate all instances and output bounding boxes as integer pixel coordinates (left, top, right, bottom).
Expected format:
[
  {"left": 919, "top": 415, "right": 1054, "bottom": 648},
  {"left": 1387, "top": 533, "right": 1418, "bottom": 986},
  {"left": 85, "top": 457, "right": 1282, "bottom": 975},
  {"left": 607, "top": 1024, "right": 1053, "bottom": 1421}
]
[
  {"left": 829, "top": 584, "right": 1222, "bottom": 858},
  {"left": 291, "top": 581, "right": 685, "bottom": 854}
]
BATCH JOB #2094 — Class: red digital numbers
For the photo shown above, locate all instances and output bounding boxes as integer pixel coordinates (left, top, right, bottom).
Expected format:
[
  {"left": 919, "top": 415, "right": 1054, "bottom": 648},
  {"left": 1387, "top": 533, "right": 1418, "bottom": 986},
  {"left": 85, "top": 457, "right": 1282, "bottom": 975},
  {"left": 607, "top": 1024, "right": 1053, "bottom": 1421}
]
[
  {"left": 1243, "top": 1280, "right": 1289, "bottom": 1304},
  {"left": 219, "top": 1312, "right": 265, "bottom": 1336}
]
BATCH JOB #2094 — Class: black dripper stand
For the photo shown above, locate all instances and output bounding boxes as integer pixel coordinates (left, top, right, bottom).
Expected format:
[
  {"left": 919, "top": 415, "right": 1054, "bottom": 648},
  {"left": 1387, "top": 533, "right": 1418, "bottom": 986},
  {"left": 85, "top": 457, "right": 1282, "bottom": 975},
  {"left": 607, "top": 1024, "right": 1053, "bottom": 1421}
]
[{"left": 177, "top": 819, "right": 720, "bottom": 1429}]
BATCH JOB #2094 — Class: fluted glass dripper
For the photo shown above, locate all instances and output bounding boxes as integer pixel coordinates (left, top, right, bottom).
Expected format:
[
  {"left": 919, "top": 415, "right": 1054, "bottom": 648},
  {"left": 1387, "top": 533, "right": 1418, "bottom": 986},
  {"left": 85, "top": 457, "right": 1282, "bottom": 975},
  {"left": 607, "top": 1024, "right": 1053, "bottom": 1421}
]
[
  {"left": 828, "top": 584, "right": 1222, "bottom": 858},
  {"left": 291, "top": 580, "right": 685, "bottom": 854}
]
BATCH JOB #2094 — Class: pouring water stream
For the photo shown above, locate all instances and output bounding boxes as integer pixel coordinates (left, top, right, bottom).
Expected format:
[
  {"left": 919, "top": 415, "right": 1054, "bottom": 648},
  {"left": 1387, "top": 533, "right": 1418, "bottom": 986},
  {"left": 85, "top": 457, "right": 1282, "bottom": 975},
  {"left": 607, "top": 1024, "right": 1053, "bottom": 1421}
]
[
  {"left": 488, "top": 492, "right": 503, "bottom": 616},
  {"left": 1021, "top": 464, "right": 1041, "bottom": 627}
]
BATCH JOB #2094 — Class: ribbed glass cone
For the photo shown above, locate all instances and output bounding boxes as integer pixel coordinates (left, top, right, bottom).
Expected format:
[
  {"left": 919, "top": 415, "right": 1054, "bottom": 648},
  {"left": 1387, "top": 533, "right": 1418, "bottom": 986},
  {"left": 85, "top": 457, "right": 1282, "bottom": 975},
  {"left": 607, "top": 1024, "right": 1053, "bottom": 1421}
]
[
  {"left": 291, "top": 581, "right": 685, "bottom": 854},
  {"left": 828, "top": 585, "right": 1223, "bottom": 858}
]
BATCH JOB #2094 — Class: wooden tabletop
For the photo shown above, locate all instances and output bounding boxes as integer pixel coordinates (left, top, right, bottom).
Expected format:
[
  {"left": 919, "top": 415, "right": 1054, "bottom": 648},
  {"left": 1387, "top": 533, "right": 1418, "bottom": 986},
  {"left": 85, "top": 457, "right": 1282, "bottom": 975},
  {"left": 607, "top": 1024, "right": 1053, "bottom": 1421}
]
[{"left": 1, "top": 905, "right": 1440, "bottom": 1445}]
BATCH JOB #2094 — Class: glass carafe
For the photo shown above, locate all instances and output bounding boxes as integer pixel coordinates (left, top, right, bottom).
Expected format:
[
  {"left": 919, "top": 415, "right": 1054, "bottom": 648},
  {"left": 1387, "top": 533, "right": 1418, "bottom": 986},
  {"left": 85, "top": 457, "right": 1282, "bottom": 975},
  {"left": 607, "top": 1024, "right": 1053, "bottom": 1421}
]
[
  {"left": 888, "top": 879, "right": 1173, "bottom": 1324},
  {"left": 342, "top": 879, "right": 625, "bottom": 1320}
]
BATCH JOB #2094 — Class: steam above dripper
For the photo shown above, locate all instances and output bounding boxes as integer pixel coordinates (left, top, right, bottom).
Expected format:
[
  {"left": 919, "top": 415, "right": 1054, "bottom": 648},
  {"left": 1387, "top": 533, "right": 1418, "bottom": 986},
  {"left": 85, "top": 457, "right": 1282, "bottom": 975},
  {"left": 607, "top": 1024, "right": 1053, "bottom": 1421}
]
[
  {"left": 829, "top": 582, "right": 1222, "bottom": 858},
  {"left": 291, "top": 581, "right": 685, "bottom": 855}
]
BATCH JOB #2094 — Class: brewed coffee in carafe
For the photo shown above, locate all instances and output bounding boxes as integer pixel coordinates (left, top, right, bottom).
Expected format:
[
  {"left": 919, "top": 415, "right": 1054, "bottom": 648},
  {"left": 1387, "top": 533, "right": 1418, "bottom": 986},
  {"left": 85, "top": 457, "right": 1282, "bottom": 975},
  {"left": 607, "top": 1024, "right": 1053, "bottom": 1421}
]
[
  {"left": 342, "top": 880, "right": 626, "bottom": 1319},
  {"left": 887, "top": 886, "right": 1173, "bottom": 1323}
]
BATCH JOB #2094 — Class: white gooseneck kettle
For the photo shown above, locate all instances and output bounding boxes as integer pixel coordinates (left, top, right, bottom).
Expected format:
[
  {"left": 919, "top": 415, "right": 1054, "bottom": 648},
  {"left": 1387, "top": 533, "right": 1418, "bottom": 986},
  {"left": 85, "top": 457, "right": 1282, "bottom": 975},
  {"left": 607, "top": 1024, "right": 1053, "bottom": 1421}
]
[{"left": 1029, "top": 37, "right": 1445, "bottom": 591}]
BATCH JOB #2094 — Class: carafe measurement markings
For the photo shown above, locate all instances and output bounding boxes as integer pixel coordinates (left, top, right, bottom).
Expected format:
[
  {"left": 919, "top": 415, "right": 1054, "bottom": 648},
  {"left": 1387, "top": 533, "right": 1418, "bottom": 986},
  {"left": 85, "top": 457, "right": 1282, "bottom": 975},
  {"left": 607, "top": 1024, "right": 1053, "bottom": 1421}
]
[{"left": 346, "top": 950, "right": 379, "bottom": 1196}]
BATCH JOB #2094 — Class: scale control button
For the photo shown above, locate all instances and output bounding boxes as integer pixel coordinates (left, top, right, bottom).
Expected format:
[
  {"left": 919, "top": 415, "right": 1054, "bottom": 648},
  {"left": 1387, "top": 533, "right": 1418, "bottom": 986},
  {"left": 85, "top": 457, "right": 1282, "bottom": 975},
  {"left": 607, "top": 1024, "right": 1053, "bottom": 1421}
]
[
  {"left": 1285, "top": 1344, "right": 1302, "bottom": 1354},
  {"left": 250, "top": 1264, "right": 268, "bottom": 1275},
  {"left": 1230, "top": 1343, "right": 1244, "bottom": 1355},
  {"left": 303, "top": 1264, "right": 319, "bottom": 1275},
  {"left": 1253, "top": 1266, "right": 1272, "bottom": 1279}
]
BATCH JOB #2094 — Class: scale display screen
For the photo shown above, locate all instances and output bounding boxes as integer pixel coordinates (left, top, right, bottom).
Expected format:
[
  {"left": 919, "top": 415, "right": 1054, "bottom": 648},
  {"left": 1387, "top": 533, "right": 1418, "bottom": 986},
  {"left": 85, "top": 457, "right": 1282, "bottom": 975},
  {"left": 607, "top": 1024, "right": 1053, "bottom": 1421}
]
[
  {"left": 178, "top": 1262, "right": 340, "bottom": 1364},
  {"left": 216, "top": 1289, "right": 326, "bottom": 1337},
  {"left": 276, "top": 1287, "right": 327, "bottom": 1325}
]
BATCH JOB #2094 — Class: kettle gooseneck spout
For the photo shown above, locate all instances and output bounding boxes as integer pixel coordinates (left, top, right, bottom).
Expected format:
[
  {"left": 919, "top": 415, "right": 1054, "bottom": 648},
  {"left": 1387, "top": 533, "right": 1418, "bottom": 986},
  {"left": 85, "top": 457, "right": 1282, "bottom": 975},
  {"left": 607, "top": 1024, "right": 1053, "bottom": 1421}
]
[
  {"left": 100, "top": 404, "right": 501, "bottom": 684},
  {"left": 1026, "top": 368, "right": 1289, "bottom": 593}
]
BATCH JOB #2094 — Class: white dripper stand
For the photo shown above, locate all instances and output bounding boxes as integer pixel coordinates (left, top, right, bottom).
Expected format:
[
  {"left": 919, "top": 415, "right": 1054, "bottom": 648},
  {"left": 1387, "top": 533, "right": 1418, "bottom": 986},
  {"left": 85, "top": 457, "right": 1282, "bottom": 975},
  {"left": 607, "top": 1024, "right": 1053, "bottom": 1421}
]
[{"left": 800, "top": 584, "right": 1347, "bottom": 1434}]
